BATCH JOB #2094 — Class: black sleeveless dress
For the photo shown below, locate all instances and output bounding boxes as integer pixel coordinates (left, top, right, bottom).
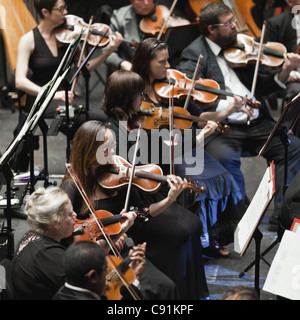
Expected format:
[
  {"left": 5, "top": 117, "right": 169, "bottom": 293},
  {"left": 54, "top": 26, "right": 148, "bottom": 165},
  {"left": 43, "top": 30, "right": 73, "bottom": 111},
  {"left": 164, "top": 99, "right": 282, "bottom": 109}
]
[{"left": 25, "top": 26, "right": 67, "bottom": 118}]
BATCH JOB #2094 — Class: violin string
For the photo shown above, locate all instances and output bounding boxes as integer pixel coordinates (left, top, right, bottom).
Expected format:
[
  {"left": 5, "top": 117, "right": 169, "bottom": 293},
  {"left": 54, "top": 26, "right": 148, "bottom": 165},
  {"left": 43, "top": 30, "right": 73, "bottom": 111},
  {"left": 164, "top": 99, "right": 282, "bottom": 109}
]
[
  {"left": 124, "top": 125, "right": 142, "bottom": 211},
  {"left": 107, "top": 255, "right": 131, "bottom": 282}
]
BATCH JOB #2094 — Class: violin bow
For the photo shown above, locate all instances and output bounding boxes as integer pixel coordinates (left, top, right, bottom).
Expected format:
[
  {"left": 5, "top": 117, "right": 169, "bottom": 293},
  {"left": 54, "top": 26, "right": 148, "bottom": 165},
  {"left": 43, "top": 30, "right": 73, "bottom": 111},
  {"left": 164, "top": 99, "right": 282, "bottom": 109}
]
[
  {"left": 183, "top": 54, "right": 203, "bottom": 110},
  {"left": 168, "top": 54, "right": 203, "bottom": 173},
  {"left": 156, "top": 0, "right": 178, "bottom": 40},
  {"left": 65, "top": 163, "right": 120, "bottom": 257},
  {"left": 168, "top": 77, "right": 176, "bottom": 175},
  {"left": 65, "top": 163, "right": 141, "bottom": 300},
  {"left": 70, "top": 16, "right": 94, "bottom": 94},
  {"left": 247, "top": 21, "right": 267, "bottom": 125},
  {"left": 124, "top": 124, "right": 142, "bottom": 212}
]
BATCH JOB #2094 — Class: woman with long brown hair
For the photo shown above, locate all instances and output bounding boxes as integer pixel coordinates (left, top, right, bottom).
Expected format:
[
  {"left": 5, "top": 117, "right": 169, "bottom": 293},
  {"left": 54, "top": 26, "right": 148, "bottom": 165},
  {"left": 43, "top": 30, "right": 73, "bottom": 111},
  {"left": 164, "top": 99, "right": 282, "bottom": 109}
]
[
  {"left": 131, "top": 37, "right": 247, "bottom": 257},
  {"left": 61, "top": 119, "right": 186, "bottom": 300},
  {"left": 101, "top": 69, "right": 210, "bottom": 300}
]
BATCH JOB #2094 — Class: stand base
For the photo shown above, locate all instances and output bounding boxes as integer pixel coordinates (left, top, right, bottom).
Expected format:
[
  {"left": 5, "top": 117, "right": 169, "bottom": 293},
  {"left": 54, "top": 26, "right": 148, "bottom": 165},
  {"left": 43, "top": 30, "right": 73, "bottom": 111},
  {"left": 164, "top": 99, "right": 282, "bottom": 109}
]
[
  {"left": 0, "top": 226, "right": 14, "bottom": 260},
  {"left": 239, "top": 237, "right": 279, "bottom": 278}
]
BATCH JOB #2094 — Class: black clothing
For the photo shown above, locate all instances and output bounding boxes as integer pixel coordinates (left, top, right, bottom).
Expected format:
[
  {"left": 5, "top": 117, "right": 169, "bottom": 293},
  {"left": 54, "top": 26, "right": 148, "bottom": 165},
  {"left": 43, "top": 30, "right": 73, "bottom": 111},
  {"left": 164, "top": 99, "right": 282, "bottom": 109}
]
[
  {"left": 12, "top": 231, "right": 65, "bottom": 300},
  {"left": 178, "top": 35, "right": 300, "bottom": 221},
  {"left": 53, "top": 284, "right": 102, "bottom": 300},
  {"left": 25, "top": 27, "right": 66, "bottom": 117},
  {"left": 61, "top": 179, "right": 180, "bottom": 300},
  {"left": 104, "top": 116, "right": 209, "bottom": 300},
  {"left": 279, "top": 170, "right": 300, "bottom": 239},
  {"left": 264, "top": 9, "right": 300, "bottom": 138}
]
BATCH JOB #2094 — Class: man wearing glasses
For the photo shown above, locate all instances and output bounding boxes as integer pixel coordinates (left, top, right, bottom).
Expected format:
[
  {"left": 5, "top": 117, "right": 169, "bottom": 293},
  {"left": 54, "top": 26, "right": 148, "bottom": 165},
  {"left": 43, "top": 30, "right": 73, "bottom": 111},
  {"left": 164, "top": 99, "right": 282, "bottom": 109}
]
[{"left": 178, "top": 2, "right": 300, "bottom": 232}]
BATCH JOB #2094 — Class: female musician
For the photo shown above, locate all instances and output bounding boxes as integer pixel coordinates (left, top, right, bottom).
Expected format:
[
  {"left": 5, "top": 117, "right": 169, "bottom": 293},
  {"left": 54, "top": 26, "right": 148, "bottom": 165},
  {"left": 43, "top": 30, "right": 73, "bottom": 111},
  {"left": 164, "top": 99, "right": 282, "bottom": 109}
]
[
  {"left": 11, "top": 186, "right": 137, "bottom": 300},
  {"left": 131, "top": 37, "right": 248, "bottom": 256},
  {"left": 12, "top": 0, "right": 122, "bottom": 173},
  {"left": 61, "top": 115, "right": 209, "bottom": 300},
  {"left": 98, "top": 69, "right": 213, "bottom": 299},
  {"left": 15, "top": 0, "right": 123, "bottom": 118},
  {"left": 61, "top": 120, "right": 187, "bottom": 300}
]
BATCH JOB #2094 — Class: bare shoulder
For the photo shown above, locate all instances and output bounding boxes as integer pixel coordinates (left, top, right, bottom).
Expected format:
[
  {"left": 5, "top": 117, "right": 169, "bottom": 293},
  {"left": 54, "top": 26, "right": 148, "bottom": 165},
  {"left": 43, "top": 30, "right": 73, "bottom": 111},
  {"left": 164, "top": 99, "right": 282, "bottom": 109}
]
[{"left": 18, "top": 29, "right": 35, "bottom": 53}]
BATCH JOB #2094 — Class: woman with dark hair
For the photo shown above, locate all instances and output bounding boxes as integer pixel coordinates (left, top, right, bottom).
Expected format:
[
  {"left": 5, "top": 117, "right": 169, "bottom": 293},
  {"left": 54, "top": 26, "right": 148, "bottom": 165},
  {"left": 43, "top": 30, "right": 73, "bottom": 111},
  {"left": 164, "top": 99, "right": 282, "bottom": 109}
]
[
  {"left": 131, "top": 37, "right": 248, "bottom": 256},
  {"left": 12, "top": 0, "right": 123, "bottom": 173},
  {"left": 61, "top": 119, "right": 187, "bottom": 300},
  {"left": 101, "top": 69, "right": 210, "bottom": 300}
]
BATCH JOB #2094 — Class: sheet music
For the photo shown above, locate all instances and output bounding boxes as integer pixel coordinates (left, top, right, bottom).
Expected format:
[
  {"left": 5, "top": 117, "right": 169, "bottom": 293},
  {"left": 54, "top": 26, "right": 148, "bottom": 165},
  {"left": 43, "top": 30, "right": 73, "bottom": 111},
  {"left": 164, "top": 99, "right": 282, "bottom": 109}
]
[
  {"left": 263, "top": 229, "right": 300, "bottom": 300},
  {"left": 0, "top": 69, "right": 69, "bottom": 169},
  {"left": 234, "top": 162, "right": 275, "bottom": 256}
]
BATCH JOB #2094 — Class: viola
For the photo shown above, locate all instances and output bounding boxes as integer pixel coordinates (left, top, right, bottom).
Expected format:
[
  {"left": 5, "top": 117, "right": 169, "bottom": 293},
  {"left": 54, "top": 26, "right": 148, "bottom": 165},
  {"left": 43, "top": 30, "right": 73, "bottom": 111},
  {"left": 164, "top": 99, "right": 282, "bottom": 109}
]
[
  {"left": 139, "top": 101, "right": 230, "bottom": 134},
  {"left": 97, "top": 155, "right": 205, "bottom": 195},
  {"left": 139, "top": 5, "right": 190, "bottom": 37},
  {"left": 55, "top": 14, "right": 138, "bottom": 48},
  {"left": 223, "top": 33, "right": 287, "bottom": 70},
  {"left": 154, "top": 69, "right": 261, "bottom": 109}
]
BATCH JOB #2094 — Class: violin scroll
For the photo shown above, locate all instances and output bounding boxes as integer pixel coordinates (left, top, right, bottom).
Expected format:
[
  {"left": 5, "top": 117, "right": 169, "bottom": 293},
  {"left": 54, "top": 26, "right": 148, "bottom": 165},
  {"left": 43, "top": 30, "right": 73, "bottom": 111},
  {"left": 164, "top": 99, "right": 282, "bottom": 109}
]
[
  {"left": 186, "top": 178, "right": 206, "bottom": 195},
  {"left": 216, "top": 122, "right": 230, "bottom": 134},
  {"left": 246, "top": 98, "right": 261, "bottom": 109}
]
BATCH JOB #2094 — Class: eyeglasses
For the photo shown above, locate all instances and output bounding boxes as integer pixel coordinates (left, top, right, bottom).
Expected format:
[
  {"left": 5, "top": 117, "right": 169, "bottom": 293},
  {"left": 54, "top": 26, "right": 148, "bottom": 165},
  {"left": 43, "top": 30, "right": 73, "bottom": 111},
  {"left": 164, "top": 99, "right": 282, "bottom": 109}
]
[
  {"left": 52, "top": 5, "right": 67, "bottom": 13},
  {"left": 212, "top": 17, "right": 237, "bottom": 28}
]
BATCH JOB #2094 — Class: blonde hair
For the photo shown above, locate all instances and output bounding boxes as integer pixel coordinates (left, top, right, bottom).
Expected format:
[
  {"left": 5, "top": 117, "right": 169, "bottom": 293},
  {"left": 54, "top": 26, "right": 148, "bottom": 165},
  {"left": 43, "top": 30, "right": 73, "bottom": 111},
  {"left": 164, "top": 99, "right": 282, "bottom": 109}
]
[
  {"left": 222, "top": 286, "right": 259, "bottom": 300},
  {"left": 25, "top": 187, "right": 69, "bottom": 234}
]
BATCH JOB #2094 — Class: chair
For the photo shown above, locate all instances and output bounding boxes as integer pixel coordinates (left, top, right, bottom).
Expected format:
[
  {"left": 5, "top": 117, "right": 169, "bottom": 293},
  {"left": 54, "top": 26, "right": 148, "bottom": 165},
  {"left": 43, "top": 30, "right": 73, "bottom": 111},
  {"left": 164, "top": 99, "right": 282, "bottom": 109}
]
[{"left": 0, "top": 258, "right": 14, "bottom": 300}]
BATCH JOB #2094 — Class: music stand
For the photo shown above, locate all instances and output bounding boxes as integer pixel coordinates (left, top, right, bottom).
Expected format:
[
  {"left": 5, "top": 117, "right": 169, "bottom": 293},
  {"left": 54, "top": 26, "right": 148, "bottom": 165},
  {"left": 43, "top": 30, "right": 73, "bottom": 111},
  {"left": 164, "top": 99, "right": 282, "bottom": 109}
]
[
  {"left": 62, "top": 34, "right": 106, "bottom": 160},
  {"left": 239, "top": 93, "right": 300, "bottom": 281},
  {"left": 259, "top": 92, "right": 300, "bottom": 192}
]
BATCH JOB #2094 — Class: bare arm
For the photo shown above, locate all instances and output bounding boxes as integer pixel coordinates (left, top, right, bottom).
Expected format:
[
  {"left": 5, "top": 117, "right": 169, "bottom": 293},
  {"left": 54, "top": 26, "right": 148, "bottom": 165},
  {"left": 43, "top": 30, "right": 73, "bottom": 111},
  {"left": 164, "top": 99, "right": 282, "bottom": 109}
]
[
  {"left": 147, "top": 175, "right": 188, "bottom": 218},
  {"left": 15, "top": 31, "right": 73, "bottom": 103}
]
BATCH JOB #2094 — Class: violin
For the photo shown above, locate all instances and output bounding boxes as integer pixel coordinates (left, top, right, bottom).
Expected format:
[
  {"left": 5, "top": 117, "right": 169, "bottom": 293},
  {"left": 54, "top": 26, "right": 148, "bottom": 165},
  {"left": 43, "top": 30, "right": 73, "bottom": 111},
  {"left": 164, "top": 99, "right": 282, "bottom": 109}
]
[
  {"left": 154, "top": 69, "right": 261, "bottom": 109},
  {"left": 98, "top": 155, "right": 205, "bottom": 195},
  {"left": 139, "top": 101, "right": 230, "bottom": 134},
  {"left": 154, "top": 69, "right": 220, "bottom": 107},
  {"left": 105, "top": 254, "right": 136, "bottom": 300},
  {"left": 70, "top": 209, "right": 148, "bottom": 243},
  {"left": 139, "top": 5, "right": 190, "bottom": 37},
  {"left": 223, "top": 33, "right": 287, "bottom": 70},
  {"left": 55, "top": 14, "right": 138, "bottom": 48},
  {"left": 71, "top": 210, "right": 124, "bottom": 242}
]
